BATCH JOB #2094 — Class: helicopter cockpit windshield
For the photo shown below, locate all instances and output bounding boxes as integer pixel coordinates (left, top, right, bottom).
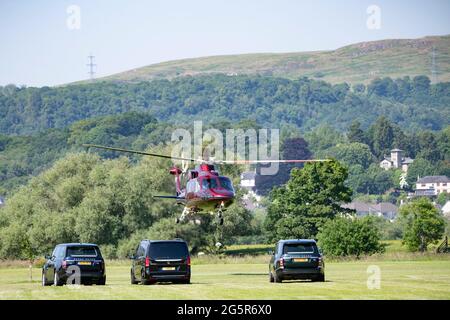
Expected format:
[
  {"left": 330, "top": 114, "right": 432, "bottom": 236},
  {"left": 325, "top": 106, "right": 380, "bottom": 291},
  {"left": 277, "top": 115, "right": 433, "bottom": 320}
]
[
  {"left": 218, "top": 177, "right": 234, "bottom": 192},
  {"left": 201, "top": 177, "right": 234, "bottom": 192},
  {"left": 201, "top": 177, "right": 219, "bottom": 190}
]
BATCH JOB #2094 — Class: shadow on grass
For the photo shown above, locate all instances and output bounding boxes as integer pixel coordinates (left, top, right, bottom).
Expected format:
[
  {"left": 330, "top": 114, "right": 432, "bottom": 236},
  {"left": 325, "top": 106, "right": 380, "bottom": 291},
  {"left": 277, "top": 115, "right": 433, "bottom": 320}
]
[{"left": 279, "top": 280, "right": 333, "bottom": 284}]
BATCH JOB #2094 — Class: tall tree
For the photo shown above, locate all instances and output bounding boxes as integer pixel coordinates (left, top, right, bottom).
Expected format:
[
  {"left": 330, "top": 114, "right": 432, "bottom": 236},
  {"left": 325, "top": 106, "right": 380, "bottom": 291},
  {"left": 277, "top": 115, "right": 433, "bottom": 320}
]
[
  {"left": 347, "top": 121, "right": 366, "bottom": 144},
  {"left": 399, "top": 198, "right": 445, "bottom": 252},
  {"left": 264, "top": 160, "right": 353, "bottom": 241},
  {"left": 371, "top": 116, "right": 394, "bottom": 158},
  {"left": 255, "top": 137, "right": 312, "bottom": 195}
]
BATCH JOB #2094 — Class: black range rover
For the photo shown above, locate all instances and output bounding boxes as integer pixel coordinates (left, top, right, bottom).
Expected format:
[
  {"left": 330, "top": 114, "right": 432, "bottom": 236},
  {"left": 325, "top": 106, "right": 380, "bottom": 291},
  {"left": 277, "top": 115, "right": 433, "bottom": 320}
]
[
  {"left": 269, "top": 239, "right": 325, "bottom": 283},
  {"left": 42, "top": 243, "right": 106, "bottom": 286},
  {"left": 130, "top": 239, "right": 191, "bottom": 285}
]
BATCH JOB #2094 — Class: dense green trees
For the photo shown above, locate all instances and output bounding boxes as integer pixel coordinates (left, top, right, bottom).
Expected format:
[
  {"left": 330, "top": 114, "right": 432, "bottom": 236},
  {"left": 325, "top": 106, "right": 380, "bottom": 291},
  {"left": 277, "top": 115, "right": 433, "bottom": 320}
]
[
  {"left": 255, "top": 137, "right": 312, "bottom": 195},
  {"left": 264, "top": 160, "right": 353, "bottom": 241},
  {"left": 0, "top": 149, "right": 254, "bottom": 259},
  {"left": 0, "top": 75, "right": 448, "bottom": 136}
]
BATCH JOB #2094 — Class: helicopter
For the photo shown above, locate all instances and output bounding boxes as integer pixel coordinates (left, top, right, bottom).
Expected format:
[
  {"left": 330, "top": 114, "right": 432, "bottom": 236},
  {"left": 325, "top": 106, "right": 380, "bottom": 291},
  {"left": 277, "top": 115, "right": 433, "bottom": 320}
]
[{"left": 83, "top": 144, "right": 329, "bottom": 226}]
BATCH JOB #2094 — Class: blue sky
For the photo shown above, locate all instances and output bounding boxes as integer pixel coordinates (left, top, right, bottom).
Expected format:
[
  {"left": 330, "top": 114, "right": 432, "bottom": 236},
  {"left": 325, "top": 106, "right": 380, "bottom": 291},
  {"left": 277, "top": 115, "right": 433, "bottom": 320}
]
[{"left": 1, "top": 0, "right": 449, "bottom": 87}]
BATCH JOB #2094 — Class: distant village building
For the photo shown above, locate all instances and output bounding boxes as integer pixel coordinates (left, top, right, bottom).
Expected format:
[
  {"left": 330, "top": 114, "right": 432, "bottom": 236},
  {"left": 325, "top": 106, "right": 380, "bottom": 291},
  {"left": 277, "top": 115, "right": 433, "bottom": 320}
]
[
  {"left": 442, "top": 201, "right": 450, "bottom": 218},
  {"left": 415, "top": 176, "right": 450, "bottom": 196},
  {"left": 342, "top": 201, "right": 399, "bottom": 220},
  {"left": 379, "top": 148, "right": 414, "bottom": 173},
  {"left": 240, "top": 171, "right": 262, "bottom": 210},
  {"left": 240, "top": 171, "right": 256, "bottom": 191},
  {"left": 0, "top": 196, "right": 4, "bottom": 208}
]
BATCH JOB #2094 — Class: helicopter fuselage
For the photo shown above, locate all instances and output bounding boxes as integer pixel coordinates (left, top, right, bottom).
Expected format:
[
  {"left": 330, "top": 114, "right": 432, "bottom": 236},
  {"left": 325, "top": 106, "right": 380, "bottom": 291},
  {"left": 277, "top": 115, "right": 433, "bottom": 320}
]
[{"left": 180, "top": 168, "right": 235, "bottom": 213}]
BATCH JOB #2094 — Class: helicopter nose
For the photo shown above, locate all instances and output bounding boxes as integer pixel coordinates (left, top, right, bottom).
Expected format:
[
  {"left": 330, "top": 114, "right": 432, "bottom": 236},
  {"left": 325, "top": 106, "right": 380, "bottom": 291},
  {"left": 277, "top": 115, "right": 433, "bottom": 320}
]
[{"left": 211, "top": 189, "right": 234, "bottom": 199}]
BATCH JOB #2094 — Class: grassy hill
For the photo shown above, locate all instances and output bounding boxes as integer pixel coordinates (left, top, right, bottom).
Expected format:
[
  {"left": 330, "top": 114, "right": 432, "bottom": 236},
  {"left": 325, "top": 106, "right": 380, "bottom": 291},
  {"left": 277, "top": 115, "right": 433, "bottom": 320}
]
[{"left": 96, "top": 35, "right": 450, "bottom": 85}]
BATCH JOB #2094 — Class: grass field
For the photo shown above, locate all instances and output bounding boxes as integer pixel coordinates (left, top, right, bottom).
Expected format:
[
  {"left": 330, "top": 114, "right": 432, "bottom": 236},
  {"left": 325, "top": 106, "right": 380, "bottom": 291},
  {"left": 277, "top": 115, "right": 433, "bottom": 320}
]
[{"left": 1, "top": 259, "right": 450, "bottom": 300}]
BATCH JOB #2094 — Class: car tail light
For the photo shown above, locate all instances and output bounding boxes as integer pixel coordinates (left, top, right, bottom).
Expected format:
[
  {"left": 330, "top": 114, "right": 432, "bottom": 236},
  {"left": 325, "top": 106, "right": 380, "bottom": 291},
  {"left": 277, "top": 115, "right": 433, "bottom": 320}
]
[
  {"left": 318, "top": 257, "right": 323, "bottom": 266},
  {"left": 145, "top": 256, "right": 150, "bottom": 267},
  {"left": 186, "top": 256, "right": 191, "bottom": 266},
  {"left": 62, "top": 260, "right": 67, "bottom": 269},
  {"left": 279, "top": 258, "right": 285, "bottom": 269}
]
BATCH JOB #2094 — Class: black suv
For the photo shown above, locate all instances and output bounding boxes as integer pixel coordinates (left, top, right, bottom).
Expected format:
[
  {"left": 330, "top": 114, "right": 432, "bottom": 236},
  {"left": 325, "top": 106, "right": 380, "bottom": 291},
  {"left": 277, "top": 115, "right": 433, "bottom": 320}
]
[
  {"left": 269, "top": 239, "right": 325, "bottom": 283},
  {"left": 42, "top": 243, "right": 106, "bottom": 286},
  {"left": 130, "top": 239, "right": 191, "bottom": 285}
]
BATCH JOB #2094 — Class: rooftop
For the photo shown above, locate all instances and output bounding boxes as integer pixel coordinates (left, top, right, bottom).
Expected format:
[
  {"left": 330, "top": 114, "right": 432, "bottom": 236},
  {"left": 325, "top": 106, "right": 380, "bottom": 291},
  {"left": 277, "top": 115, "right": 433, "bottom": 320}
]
[
  {"left": 342, "top": 201, "right": 398, "bottom": 214},
  {"left": 241, "top": 171, "right": 256, "bottom": 180},
  {"left": 417, "top": 175, "right": 450, "bottom": 184}
]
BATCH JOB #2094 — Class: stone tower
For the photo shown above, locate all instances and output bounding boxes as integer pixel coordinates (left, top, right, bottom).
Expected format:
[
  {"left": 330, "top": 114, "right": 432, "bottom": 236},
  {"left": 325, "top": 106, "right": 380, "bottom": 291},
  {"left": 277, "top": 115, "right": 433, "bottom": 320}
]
[{"left": 391, "top": 149, "right": 403, "bottom": 169}]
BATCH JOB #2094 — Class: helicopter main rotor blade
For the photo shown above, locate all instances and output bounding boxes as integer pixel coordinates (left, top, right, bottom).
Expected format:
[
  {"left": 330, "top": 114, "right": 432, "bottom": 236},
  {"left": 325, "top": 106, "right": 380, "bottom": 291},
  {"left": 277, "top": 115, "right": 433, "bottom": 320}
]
[
  {"left": 217, "top": 159, "right": 331, "bottom": 164},
  {"left": 82, "top": 144, "right": 199, "bottom": 162}
]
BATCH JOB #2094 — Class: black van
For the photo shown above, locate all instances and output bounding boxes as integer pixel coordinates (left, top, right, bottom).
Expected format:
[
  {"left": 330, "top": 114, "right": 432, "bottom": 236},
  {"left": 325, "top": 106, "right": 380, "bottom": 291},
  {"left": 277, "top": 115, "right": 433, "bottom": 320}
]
[
  {"left": 42, "top": 243, "right": 106, "bottom": 286},
  {"left": 130, "top": 239, "right": 191, "bottom": 285}
]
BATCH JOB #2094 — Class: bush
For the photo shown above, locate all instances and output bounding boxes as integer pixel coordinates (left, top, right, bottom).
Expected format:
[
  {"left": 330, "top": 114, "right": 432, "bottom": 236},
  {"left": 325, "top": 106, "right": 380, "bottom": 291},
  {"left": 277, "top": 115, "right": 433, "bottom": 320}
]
[{"left": 317, "top": 216, "right": 385, "bottom": 258}]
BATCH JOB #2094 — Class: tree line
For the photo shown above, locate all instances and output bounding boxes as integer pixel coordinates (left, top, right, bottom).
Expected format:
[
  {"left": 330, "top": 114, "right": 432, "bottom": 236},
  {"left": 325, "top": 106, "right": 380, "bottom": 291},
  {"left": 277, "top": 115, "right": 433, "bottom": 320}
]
[{"left": 1, "top": 75, "right": 448, "bottom": 136}]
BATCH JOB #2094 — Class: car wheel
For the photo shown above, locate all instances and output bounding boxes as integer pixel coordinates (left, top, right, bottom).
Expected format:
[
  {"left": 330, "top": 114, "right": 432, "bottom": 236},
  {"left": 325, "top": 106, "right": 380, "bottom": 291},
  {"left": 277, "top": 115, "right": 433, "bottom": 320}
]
[
  {"left": 42, "top": 272, "right": 49, "bottom": 286},
  {"left": 53, "top": 271, "right": 63, "bottom": 286},
  {"left": 141, "top": 270, "right": 154, "bottom": 285},
  {"left": 312, "top": 274, "right": 325, "bottom": 282},
  {"left": 274, "top": 273, "right": 282, "bottom": 283},
  {"left": 97, "top": 276, "right": 106, "bottom": 285},
  {"left": 131, "top": 269, "right": 139, "bottom": 285},
  {"left": 269, "top": 272, "right": 274, "bottom": 283}
]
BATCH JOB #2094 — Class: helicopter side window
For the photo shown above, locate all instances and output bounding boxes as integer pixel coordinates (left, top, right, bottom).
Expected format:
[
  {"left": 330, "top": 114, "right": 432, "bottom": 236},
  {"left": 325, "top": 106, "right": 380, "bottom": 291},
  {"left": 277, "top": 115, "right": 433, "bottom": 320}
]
[{"left": 201, "top": 177, "right": 218, "bottom": 190}]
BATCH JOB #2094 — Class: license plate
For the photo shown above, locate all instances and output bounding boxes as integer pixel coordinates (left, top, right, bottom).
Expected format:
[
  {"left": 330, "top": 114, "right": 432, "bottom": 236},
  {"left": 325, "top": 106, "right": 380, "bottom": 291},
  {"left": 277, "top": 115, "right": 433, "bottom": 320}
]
[
  {"left": 293, "top": 258, "right": 308, "bottom": 262},
  {"left": 161, "top": 267, "right": 176, "bottom": 271},
  {"left": 78, "top": 261, "right": 91, "bottom": 266}
]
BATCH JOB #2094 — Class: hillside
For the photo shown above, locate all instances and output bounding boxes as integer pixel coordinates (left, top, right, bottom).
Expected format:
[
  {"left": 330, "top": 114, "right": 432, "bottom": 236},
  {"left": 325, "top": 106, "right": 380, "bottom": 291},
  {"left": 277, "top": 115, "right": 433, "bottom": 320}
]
[
  {"left": 94, "top": 35, "right": 450, "bottom": 84},
  {"left": 2, "top": 75, "right": 449, "bottom": 136}
]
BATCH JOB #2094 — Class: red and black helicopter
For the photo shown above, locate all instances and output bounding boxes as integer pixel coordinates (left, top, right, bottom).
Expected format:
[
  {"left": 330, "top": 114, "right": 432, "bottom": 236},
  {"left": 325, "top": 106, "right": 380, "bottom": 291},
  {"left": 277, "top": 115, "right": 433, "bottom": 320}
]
[{"left": 83, "top": 144, "right": 328, "bottom": 226}]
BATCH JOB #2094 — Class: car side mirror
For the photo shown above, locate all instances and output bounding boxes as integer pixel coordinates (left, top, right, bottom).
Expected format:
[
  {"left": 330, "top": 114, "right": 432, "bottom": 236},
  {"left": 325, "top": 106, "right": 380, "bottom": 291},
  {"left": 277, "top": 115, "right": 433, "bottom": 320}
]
[
  {"left": 268, "top": 250, "right": 274, "bottom": 255},
  {"left": 44, "top": 255, "right": 52, "bottom": 260},
  {"left": 128, "top": 254, "right": 135, "bottom": 260}
]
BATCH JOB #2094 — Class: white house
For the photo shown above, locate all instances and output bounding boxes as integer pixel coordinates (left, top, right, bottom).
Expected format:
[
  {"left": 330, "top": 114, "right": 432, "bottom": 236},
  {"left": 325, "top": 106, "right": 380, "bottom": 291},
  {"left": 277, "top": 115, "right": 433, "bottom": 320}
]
[
  {"left": 415, "top": 176, "right": 450, "bottom": 196},
  {"left": 341, "top": 201, "right": 399, "bottom": 220},
  {"left": 442, "top": 201, "right": 450, "bottom": 218},
  {"left": 0, "top": 197, "right": 4, "bottom": 208},
  {"left": 380, "top": 148, "right": 414, "bottom": 173},
  {"left": 240, "top": 171, "right": 256, "bottom": 190}
]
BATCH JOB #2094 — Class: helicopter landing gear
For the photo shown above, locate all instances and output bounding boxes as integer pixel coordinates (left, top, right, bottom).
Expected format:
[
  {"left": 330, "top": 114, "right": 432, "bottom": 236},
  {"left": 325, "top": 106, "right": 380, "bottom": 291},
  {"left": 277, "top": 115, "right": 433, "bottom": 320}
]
[
  {"left": 216, "top": 210, "right": 224, "bottom": 226},
  {"left": 176, "top": 207, "right": 189, "bottom": 224},
  {"left": 217, "top": 201, "right": 225, "bottom": 225}
]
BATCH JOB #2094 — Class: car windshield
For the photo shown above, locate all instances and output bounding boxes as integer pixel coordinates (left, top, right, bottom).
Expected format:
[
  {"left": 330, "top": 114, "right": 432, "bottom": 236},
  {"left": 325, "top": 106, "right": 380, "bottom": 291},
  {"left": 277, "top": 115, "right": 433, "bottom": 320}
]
[
  {"left": 201, "top": 177, "right": 219, "bottom": 190},
  {"left": 149, "top": 242, "right": 188, "bottom": 259},
  {"left": 218, "top": 177, "right": 234, "bottom": 191},
  {"left": 66, "top": 246, "right": 99, "bottom": 257},
  {"left": 283, "top": 243, "right": 316, "bottom": 254}
]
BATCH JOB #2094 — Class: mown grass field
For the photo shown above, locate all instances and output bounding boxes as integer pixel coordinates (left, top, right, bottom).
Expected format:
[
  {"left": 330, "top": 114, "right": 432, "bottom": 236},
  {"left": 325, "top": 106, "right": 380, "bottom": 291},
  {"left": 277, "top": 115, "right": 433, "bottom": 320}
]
[{"left": 1, "top": 258, "right": 450, "bottom": 300}]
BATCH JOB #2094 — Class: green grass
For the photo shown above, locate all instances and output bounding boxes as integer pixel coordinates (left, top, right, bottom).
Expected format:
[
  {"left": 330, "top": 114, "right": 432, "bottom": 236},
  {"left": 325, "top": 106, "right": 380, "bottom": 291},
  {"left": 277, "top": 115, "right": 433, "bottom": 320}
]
[{"left": 1, "top": 259, "right": 450, "bottom": 299}]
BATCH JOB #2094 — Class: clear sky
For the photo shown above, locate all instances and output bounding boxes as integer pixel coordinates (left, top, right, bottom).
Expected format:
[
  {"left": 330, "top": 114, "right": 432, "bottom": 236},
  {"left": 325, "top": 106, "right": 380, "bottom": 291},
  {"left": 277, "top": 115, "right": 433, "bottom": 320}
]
[{"left": 1, "top": 0, "right": 449, "bottom": 87}]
